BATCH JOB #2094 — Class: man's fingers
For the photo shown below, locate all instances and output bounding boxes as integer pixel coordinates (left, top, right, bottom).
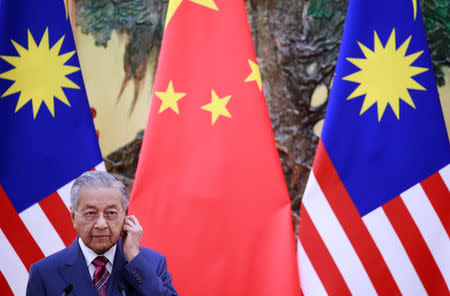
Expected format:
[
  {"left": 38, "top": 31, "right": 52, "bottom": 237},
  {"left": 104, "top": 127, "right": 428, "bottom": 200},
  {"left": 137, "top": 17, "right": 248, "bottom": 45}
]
[
  {"left": 124, "top": 215, "right": 141, "bottom": 227},
  {"left": 122, "top": 224, "right": 134, "bottom": 232},
  {"left": 123, "top": 221, "right": 143, "bottom": 232},
  {"left": 124, "top": 216, "right": 134, "bottom": 225}
]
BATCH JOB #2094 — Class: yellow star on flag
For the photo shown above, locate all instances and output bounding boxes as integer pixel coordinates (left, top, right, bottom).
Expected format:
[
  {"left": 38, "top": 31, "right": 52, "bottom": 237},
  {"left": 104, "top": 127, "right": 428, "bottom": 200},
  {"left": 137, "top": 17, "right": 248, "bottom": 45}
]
[
  {"left": 0, "top": 28, "right": 80, "bottom": 118},
  {"left": 343, "top": 29, "right": 427, "bottom": 121},
  {"left": 245, "top": 59, "right": 262, "bottom": 91},
  {"left": 201, "top": 90, "right": 231, "bottom": 125},
  {"left": 165, "top": 0, "right": 218, "bottom": 29},
  {"left": 155, "top": 80, "right": 186, "bottom": 114},
  {"left": 190, "top": 0, "right": 218, "bottom": 10}
]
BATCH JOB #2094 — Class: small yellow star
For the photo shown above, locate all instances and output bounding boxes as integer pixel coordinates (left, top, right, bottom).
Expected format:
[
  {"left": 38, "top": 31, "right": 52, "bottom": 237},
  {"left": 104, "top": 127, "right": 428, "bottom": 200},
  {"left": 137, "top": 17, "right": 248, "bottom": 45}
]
[
  {"left": 165, "top": 0, "right": 218, "bottom": 29},
  {"left": 155, "top": 80, "right": 186, "bottom": 114},
  {"left": 245, "top": 59, "right": 262, "bottom": 91},
  {"left": 190, "top": 0, "right": 218, "bottom": 10},
  {"left": 201, "top": 90, "right": 231, "bottom": 125}
]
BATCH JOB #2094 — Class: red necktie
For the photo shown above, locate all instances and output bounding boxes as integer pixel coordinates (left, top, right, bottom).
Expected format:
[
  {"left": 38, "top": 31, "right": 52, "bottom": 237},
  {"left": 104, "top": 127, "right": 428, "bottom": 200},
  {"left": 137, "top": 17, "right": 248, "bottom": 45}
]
[{"left": 92, "top": 256, "right": 110, "bottom": 296}]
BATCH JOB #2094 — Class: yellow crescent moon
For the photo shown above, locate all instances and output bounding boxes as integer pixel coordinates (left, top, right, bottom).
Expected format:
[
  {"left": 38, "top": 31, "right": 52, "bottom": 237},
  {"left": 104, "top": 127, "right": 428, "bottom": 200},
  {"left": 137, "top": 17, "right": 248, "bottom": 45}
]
[
  {"left": 64, "top": 0, "right": 69, "bottom": 19},
  {"left": 413, "top": 0, "right": 417, "bottom": 20}
]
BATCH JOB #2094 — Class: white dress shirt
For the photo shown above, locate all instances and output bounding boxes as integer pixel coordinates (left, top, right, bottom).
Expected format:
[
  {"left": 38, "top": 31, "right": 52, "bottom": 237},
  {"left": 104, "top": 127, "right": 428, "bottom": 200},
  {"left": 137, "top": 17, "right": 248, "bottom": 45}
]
[{"left": 78, "top": 237, "right": 117, "bottom": 279}]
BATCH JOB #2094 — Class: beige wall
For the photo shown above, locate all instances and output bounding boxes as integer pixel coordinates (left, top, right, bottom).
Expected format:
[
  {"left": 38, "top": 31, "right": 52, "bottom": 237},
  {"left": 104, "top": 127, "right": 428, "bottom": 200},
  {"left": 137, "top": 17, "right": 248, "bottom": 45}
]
[
  {"left": 69, "top": 0, "right": 152, "bottom": 157},
  {"left": 438, "top": 67, "right": 450, "bottom": 142},
  {"left": 75, "top": 29, "right": 153, "bottom": 156}
]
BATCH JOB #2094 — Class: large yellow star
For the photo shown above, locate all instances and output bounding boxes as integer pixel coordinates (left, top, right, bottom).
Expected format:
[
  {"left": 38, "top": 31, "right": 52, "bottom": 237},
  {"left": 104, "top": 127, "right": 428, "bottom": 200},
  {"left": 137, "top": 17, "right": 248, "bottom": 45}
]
[
  {"left": 165, "top": 0, "right": 218, "bottom": 29},
  {"left": 201, "top": 90, "right": 231, "bottom": 125},
  {"left": 245, "top": 59, "right": 262, "bottom": 91},
  {"left": 155, "top": 80, "right": 186, "bottom": 114},
  {"left": 0, "top": 28, "right": 79, "bottom": 118},
  {"left": 343, "top": 29, "right": 427, "bottom": 121}
]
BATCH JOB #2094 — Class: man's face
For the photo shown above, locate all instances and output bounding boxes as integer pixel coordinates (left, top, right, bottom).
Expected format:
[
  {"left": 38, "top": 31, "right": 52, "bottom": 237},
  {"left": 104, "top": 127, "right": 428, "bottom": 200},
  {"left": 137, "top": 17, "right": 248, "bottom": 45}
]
[{"left": 71, "top": 186, "right": 124, "bottom": 254}]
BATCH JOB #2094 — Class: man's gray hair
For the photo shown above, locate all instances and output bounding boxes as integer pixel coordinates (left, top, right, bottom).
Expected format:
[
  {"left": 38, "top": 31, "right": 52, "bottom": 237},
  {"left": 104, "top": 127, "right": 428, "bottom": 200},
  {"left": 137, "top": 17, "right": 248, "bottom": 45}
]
[{"left": 70, "top": 170, "right": 128, "bottom": 210}]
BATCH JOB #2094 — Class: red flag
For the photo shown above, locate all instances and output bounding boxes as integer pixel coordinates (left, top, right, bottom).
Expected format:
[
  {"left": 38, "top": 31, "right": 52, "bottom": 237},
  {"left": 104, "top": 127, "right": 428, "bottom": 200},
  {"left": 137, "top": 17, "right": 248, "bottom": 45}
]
[{"left": 128, "top": 0, "right": 300, "bottom": 295}]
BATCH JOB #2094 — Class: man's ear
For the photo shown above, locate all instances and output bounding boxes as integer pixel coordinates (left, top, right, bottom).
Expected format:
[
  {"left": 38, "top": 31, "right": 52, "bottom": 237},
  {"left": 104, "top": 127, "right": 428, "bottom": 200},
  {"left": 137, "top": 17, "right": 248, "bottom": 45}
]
[{"left": 70, "top": 207, "right": 76, "bottom": 226}]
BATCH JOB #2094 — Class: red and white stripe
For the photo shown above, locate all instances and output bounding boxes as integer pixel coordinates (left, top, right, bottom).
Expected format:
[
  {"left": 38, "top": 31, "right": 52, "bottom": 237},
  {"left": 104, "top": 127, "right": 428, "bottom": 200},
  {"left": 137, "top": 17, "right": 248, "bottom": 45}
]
[
  {"left": 298, "top": 141, "right": 450, "bottom": 296},
  {"left": 0, "top": 162, "right": 105, "bottom": 294}
]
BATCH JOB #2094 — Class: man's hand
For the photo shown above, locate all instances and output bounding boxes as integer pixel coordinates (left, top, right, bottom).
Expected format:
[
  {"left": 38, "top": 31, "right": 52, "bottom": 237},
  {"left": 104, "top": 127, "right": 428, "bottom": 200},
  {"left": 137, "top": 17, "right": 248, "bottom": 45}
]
[{"left": 122, "top": 215, "right": 143, "bottom": 262}]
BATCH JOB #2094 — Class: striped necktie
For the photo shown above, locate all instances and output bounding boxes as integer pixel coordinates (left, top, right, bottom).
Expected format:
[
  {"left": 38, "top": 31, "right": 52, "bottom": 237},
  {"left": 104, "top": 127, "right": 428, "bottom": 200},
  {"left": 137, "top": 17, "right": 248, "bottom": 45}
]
[{"left": 92, "top": 256, "right": 110, "bottom": 296}]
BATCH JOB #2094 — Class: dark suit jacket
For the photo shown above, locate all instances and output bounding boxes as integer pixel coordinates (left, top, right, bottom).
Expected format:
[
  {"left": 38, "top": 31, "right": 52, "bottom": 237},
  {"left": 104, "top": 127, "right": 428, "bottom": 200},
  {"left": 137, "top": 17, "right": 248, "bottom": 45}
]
[{"left": 26, "top": 238, "right": 178, "bottom": 296}]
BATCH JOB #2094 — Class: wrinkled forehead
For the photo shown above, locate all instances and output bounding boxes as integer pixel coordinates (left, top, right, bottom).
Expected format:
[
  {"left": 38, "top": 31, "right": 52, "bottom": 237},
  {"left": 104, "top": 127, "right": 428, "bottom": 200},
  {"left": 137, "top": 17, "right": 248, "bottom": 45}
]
[{"left": 77, "top": 186, "right": 123, "bottom": 209}]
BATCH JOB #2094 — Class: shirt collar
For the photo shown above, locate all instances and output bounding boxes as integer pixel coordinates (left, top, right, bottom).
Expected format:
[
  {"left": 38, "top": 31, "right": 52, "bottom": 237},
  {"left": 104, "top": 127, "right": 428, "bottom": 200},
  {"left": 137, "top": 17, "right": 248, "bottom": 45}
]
[{"left": 78, "top": 237, "right": 117, "bottom": 266}]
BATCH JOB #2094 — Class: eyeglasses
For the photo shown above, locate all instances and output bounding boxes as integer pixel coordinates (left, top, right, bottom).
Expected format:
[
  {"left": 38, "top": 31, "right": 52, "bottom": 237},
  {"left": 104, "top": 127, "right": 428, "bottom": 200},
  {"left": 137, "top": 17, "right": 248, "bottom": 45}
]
[{"left": 75, "top": 209, "right": 123, "bottom": 222}]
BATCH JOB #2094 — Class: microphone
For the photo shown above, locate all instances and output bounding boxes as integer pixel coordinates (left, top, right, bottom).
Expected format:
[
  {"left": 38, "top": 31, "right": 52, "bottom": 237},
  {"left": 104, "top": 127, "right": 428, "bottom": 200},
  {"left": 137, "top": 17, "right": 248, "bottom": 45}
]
[
  {"left": 118, "top": 282, "right": 127, "bottom": 296},
  {"left": 61, "top": 284, "right": 73, "bottom": 296}
]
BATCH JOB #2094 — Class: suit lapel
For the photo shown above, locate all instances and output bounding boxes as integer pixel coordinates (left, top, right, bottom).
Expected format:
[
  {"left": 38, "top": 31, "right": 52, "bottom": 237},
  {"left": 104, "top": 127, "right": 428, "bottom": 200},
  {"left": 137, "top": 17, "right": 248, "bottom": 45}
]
[
  {"left": 108, "top": 238, "right": 127, "bottom": 296},
  {"left": 58, "top": 239, "right": 98, "bottom": 296}
]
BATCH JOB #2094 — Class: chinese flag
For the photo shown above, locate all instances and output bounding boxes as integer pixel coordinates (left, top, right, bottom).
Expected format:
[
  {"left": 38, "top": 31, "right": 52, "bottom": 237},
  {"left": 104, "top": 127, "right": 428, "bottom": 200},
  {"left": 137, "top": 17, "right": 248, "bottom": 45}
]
[{"left": 128, "top": 0, "right": 300, "bottom": 295}]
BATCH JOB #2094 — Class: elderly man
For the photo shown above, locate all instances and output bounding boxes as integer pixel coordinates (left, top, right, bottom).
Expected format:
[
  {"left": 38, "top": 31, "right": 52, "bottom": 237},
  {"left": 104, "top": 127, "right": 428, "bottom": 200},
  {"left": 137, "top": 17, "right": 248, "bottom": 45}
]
[{"left": 26, "top": 171, "right": 178, "bottom": 296}]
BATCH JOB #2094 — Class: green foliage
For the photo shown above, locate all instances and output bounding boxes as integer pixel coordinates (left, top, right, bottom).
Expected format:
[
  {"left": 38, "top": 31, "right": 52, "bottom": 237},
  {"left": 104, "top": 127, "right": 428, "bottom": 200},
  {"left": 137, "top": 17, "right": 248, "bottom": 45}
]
[
  {"left": 422, "top": 0, "right": 450, "bottom": 85},
  {"left": 308, "top": 0, "right": 343, "bottom": 19},
  {"left": 77, "top": 0, "right": 161, "bottom": 47}
]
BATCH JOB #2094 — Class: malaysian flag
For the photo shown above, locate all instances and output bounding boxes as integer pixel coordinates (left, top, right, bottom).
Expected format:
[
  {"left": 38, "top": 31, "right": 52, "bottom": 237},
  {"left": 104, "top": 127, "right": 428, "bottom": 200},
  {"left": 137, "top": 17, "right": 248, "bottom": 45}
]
[
  {"left": 297, "top": 1, "right": 450, "bottom": 295},
  {"left": 0, "top": 1, "right": 103, "bottom": 294}
]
